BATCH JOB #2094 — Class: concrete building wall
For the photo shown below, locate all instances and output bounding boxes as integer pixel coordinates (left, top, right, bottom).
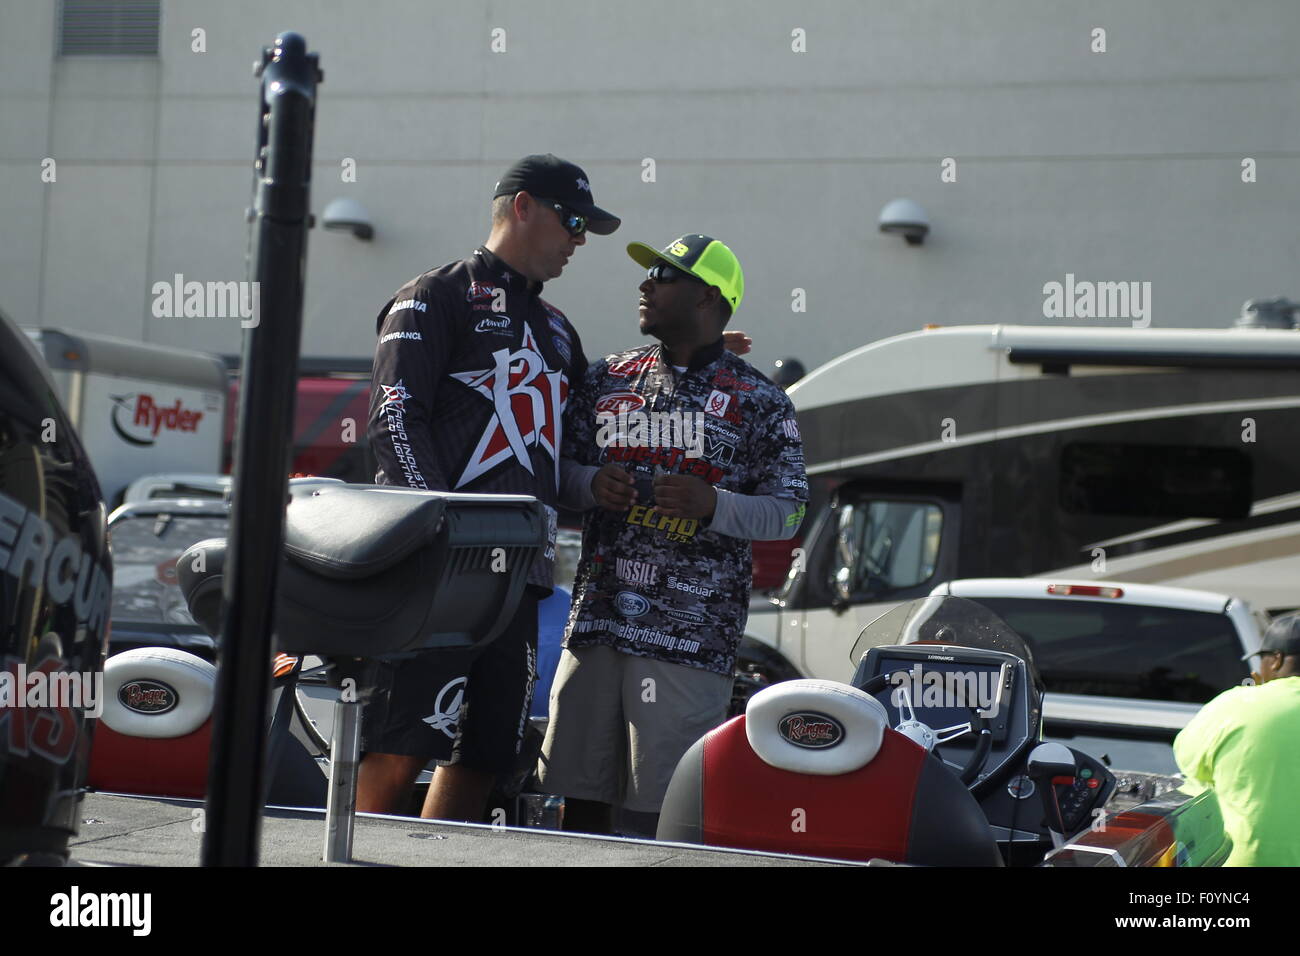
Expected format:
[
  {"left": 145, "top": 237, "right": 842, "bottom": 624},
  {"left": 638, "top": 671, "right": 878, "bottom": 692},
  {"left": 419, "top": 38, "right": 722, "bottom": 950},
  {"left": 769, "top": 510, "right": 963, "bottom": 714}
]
[{"left": 2, "top": 0, "right": 1297, "bottom": 373}]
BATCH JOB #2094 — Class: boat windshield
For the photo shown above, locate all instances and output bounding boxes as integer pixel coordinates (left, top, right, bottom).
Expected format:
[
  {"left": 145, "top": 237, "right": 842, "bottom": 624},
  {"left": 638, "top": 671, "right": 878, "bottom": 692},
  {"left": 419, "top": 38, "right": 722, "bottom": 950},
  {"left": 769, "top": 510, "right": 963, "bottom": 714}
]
[{"left": 850, "top": 595, "right": 1040, "bottom": 680}]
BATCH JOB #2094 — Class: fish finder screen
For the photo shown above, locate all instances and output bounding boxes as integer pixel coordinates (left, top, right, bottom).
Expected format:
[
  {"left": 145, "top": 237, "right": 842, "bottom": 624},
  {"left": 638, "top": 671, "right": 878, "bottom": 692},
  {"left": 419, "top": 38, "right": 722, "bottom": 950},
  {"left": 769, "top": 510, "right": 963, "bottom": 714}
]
[{"left": 873, "top": 656, "right": 1012, "bottom": 744}]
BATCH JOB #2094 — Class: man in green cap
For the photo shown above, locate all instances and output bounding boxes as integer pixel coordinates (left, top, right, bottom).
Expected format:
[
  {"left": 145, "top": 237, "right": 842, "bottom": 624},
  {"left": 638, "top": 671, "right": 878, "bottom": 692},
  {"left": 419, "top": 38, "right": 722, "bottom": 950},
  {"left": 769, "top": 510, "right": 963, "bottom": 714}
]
[
  {"left": 1173, "top": 612, "right": 1300, "bottom": 865},
  {"left": 538, "top": 234, "right": 808, "bottom": 835}
]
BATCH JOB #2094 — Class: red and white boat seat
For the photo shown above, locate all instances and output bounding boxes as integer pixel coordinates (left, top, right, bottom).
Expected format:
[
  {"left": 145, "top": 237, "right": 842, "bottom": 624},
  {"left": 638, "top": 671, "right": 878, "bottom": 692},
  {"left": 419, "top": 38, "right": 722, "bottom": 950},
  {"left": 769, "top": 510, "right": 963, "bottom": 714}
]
[
  {"left": 87, "top": 648, "right": 215, "bottom": 799},
  {"left": 656, "top": 679, "right": 1002, "bottom": 865}
]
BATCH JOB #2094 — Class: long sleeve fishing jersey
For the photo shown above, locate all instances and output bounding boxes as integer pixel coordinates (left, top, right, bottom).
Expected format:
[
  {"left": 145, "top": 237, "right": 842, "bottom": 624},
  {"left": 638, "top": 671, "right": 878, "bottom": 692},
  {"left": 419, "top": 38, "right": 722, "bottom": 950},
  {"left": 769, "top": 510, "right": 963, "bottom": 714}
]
[{"left": 367, "top": 247, "right": 587, "bottom": 591}]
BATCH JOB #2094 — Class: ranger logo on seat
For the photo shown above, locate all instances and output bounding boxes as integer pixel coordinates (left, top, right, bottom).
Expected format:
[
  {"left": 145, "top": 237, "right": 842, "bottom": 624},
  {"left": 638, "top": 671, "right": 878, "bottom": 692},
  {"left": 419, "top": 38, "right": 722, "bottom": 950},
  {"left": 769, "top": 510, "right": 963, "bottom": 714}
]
[{"left": 778, "top": 712, "right": 845, "bottom": 749}]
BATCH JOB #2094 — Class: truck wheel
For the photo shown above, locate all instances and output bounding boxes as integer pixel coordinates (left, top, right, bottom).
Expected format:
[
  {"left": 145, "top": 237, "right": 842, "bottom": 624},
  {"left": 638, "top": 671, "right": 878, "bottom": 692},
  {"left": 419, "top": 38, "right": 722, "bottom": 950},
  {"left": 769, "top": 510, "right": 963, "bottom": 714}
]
[{"left": 729, "top": 639, "right": 802, "bottom": 719}]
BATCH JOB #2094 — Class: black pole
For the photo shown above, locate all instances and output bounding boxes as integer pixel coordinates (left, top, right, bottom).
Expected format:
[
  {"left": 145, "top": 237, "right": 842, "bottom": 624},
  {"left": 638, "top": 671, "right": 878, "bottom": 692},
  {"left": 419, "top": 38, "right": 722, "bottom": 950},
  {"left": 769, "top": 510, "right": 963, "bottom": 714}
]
[{"left": 202, "top": 32, "right": 321, "bottom": 867}]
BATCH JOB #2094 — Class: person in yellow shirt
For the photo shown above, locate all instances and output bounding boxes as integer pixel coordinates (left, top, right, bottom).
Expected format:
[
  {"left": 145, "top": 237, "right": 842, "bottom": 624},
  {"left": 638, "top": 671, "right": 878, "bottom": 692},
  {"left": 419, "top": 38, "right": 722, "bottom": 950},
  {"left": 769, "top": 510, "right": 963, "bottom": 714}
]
[{"left": 1173, "top": 613, "right": 1300, "bottom": 866}]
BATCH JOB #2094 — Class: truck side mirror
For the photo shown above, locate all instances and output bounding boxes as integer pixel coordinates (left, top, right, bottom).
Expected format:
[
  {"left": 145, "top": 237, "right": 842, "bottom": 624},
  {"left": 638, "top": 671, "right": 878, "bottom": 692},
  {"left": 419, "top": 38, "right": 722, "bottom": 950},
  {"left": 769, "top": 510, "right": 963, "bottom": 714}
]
[{"left": 831, "top": 504, "right": 859, "bottom": 610}]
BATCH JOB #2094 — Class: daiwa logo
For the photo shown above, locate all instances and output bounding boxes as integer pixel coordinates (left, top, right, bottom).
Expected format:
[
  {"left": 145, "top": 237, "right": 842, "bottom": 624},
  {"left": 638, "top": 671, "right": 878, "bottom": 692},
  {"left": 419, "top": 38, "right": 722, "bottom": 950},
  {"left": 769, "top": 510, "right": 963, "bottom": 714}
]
[
  {"left": 389, "top": 298, "right": 428, "bottom": 315},
  {"left": 110, "top": 394, "right": 205, "bottom": 447},
  {"left": 778, "top": 712, "right": 844, "bottom": 749}
]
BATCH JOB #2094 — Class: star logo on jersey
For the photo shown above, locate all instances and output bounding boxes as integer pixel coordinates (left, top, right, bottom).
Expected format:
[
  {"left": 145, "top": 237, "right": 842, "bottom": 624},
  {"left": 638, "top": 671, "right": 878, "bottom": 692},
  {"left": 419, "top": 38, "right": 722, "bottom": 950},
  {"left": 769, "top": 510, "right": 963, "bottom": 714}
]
[
  {"left": 450, "top": 327, "right": 568, "bottom": 487},
  {"left": 378, "top": 380, "right": 412, "bottom": 413}
]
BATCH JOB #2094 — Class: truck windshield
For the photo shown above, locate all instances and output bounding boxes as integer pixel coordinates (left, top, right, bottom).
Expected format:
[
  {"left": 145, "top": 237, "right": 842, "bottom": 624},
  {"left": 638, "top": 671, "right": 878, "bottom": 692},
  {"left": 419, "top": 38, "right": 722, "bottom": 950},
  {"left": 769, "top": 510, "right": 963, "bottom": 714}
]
[
  {"left": 961, "top": 598, "right": 1249, "bottom": 703},
  {"left": 108, "top": 513, "right": 228, "bottom": 627}
]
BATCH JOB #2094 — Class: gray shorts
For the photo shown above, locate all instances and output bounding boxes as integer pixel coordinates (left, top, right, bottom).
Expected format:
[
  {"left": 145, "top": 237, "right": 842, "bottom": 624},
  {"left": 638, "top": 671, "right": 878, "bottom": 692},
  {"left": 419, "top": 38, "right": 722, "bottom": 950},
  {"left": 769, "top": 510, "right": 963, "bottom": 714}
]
[{"left": 536, "top": 644, "right": 731, "bottom": 813}]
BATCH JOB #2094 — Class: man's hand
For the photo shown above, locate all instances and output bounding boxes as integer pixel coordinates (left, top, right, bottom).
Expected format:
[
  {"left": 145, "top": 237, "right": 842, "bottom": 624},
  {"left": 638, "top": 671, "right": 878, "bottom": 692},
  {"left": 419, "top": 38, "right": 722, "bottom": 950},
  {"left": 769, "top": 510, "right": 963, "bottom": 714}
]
[
  {"left": 653, "top": 473, "right": 716, "bottom": 519},
  {"left": 723, "top": 330, "right": 752, "bottom": 356},
  {"left": 592, "top": 463, "right": 637, "bottom": 511}
]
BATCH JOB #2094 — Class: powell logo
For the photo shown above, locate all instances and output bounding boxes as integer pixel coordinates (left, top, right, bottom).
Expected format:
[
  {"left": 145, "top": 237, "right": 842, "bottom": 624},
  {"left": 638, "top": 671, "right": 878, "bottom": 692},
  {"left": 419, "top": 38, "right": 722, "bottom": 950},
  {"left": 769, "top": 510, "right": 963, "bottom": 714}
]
[
  {"left": 778, "top": 712, "right": 844, "bottom": 749},
  {"left": 110, "top": 394, "right": 205, "bottom": 447},
  {"left": 474, "top": 315, "right": 512, "bottom": 334},
  {"left": 120, "top": 680, "right": 176, "bottom": 715}
]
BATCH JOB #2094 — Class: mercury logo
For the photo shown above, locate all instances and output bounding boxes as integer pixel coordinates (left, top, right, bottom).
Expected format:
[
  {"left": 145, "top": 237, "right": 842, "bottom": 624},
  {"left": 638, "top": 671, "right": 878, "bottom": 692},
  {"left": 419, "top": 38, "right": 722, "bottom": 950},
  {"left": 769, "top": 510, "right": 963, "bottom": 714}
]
[{"left": 422, "top": 677, "right": 466, "bottom": 739}]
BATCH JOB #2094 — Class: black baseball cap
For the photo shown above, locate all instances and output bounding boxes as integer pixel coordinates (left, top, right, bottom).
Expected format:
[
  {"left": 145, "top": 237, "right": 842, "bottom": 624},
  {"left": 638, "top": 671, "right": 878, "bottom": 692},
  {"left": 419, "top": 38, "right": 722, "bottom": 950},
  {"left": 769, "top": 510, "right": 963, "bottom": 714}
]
[
  {"left": 493, "top": 154, "right": 620, "bottom": 235},
  {"left": 1242, "top": 612, "right": 1300, "bottom": 660}
]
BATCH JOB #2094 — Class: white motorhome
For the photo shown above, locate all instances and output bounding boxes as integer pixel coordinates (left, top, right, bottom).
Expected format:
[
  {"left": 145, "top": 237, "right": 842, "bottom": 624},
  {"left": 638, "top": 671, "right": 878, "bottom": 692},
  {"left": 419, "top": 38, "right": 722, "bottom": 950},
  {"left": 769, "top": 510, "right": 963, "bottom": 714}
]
[
  {"left": 23, "top": 328, "right": 228, "bottom": 505},
  {"left": 740, "top": 324, "right": 1300, "bottom": 689}
]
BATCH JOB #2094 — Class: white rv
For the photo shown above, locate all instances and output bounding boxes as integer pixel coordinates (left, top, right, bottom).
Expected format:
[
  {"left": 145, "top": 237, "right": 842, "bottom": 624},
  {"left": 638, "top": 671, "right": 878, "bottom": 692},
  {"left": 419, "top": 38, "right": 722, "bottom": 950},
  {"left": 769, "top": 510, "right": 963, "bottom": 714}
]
[
  {"left": 23, "top": 328, "right": 228, "bottom": 505},
  {"left": 741, "top": 324, "right": 1300, "bottom": 690}
]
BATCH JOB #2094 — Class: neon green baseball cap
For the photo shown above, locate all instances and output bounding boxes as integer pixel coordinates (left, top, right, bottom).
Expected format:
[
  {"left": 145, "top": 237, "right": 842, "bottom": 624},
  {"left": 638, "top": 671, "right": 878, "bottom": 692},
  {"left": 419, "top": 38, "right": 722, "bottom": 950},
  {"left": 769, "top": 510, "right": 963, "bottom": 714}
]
[{"left": 627, "top": 234, "right": 745, "bottom": 315}]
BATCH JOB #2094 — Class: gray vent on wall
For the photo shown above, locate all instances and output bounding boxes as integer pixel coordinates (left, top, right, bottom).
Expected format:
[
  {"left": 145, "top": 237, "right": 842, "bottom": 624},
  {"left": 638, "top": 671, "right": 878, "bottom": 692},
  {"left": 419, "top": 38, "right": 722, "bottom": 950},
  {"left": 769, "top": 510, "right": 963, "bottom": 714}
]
[{"left": 59, "top": 0, "right": 160, "bottom": 56}]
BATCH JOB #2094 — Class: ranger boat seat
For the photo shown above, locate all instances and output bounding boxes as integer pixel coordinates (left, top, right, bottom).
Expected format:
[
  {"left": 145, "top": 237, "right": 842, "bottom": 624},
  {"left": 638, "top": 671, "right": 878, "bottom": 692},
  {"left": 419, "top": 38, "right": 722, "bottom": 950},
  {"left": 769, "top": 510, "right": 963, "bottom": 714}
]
[{"left": 657, "top": 679, "right": 1003, "bottom": 866}]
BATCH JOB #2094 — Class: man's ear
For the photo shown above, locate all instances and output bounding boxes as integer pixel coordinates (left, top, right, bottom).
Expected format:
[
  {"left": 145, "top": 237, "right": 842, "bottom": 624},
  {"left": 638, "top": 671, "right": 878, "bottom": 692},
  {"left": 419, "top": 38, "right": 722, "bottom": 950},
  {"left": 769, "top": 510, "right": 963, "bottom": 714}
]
[
  {"left": 512, "top": 191, "right": 533, "bottom": 222},
  {"left": 698, "top": 284, "right": 722, "bottom": 314}
]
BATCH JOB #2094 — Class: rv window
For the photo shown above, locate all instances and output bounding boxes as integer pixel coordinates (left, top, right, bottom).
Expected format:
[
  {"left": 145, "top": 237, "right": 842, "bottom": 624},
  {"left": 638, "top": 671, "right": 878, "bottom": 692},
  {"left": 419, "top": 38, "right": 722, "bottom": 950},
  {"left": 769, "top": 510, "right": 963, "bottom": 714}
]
[
  {"left": 1059, "top": 443, "right": 1252, "bottom": 519},
  {"left": 834, "top": 499, "right": 942, "bottom": 595}
]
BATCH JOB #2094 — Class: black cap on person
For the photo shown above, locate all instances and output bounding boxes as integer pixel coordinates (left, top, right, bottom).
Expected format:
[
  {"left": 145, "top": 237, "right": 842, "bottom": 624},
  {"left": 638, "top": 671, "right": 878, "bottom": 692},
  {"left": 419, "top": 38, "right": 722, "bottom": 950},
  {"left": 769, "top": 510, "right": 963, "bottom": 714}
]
[
  {"left": 1242, "top": 612, "right": 1300, "bottom": 661},
  {"left": 493, "top": 154, "right": 620, "bottom": 235}
]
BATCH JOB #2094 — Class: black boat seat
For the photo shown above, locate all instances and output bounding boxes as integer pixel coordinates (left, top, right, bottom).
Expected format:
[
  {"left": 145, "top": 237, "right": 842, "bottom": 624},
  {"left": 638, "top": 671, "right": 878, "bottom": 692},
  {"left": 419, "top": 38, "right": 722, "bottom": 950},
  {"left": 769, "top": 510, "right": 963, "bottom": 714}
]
[{"left": 176, "top": 483, "right": 546, "bottom": 658}]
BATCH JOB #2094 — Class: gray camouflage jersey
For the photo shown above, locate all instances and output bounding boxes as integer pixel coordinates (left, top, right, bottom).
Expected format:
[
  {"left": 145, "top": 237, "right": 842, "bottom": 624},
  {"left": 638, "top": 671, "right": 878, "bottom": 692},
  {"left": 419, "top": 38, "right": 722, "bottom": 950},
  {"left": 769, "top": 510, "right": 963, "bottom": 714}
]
[{"left": 563, "top": 339, "right": 808, "bottom": 676}]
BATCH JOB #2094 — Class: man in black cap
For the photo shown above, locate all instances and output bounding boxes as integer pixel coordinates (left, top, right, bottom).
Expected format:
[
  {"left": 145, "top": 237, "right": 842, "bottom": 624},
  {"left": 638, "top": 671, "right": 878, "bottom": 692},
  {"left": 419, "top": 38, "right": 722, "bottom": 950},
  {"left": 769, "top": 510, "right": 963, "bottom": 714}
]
[
  {"left": 1173, "top": 612, "right": 1300, "bottom": 865},
  {"left": 359, "top": 154, "right": 619, "bottom": 820}
]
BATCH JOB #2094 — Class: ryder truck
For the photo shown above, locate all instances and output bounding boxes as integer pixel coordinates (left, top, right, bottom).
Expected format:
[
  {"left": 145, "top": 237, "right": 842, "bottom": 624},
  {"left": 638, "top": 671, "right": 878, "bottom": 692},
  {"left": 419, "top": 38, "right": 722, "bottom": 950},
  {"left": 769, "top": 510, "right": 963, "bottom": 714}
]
[{"left": 23, "top": 328, "right": 227, "bottom": 505}]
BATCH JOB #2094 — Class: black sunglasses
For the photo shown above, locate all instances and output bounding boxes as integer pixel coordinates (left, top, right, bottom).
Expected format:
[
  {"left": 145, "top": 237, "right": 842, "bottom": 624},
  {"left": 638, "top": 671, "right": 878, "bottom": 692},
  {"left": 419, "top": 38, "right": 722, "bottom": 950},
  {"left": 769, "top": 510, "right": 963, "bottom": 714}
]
[
  {"left": 646, "top": 262, "right": 702, "bottom": 284},
  {"left": 536, "top": 198, "right": 588, "bottom": 237}
]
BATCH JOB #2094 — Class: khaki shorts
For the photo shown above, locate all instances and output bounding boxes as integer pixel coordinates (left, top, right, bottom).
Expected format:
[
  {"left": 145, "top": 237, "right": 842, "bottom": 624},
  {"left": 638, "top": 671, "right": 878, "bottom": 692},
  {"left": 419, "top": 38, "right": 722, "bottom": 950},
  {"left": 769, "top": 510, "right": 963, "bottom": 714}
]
[{"left": 537, "top": 645, "right": 732, "bottom": 813}]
